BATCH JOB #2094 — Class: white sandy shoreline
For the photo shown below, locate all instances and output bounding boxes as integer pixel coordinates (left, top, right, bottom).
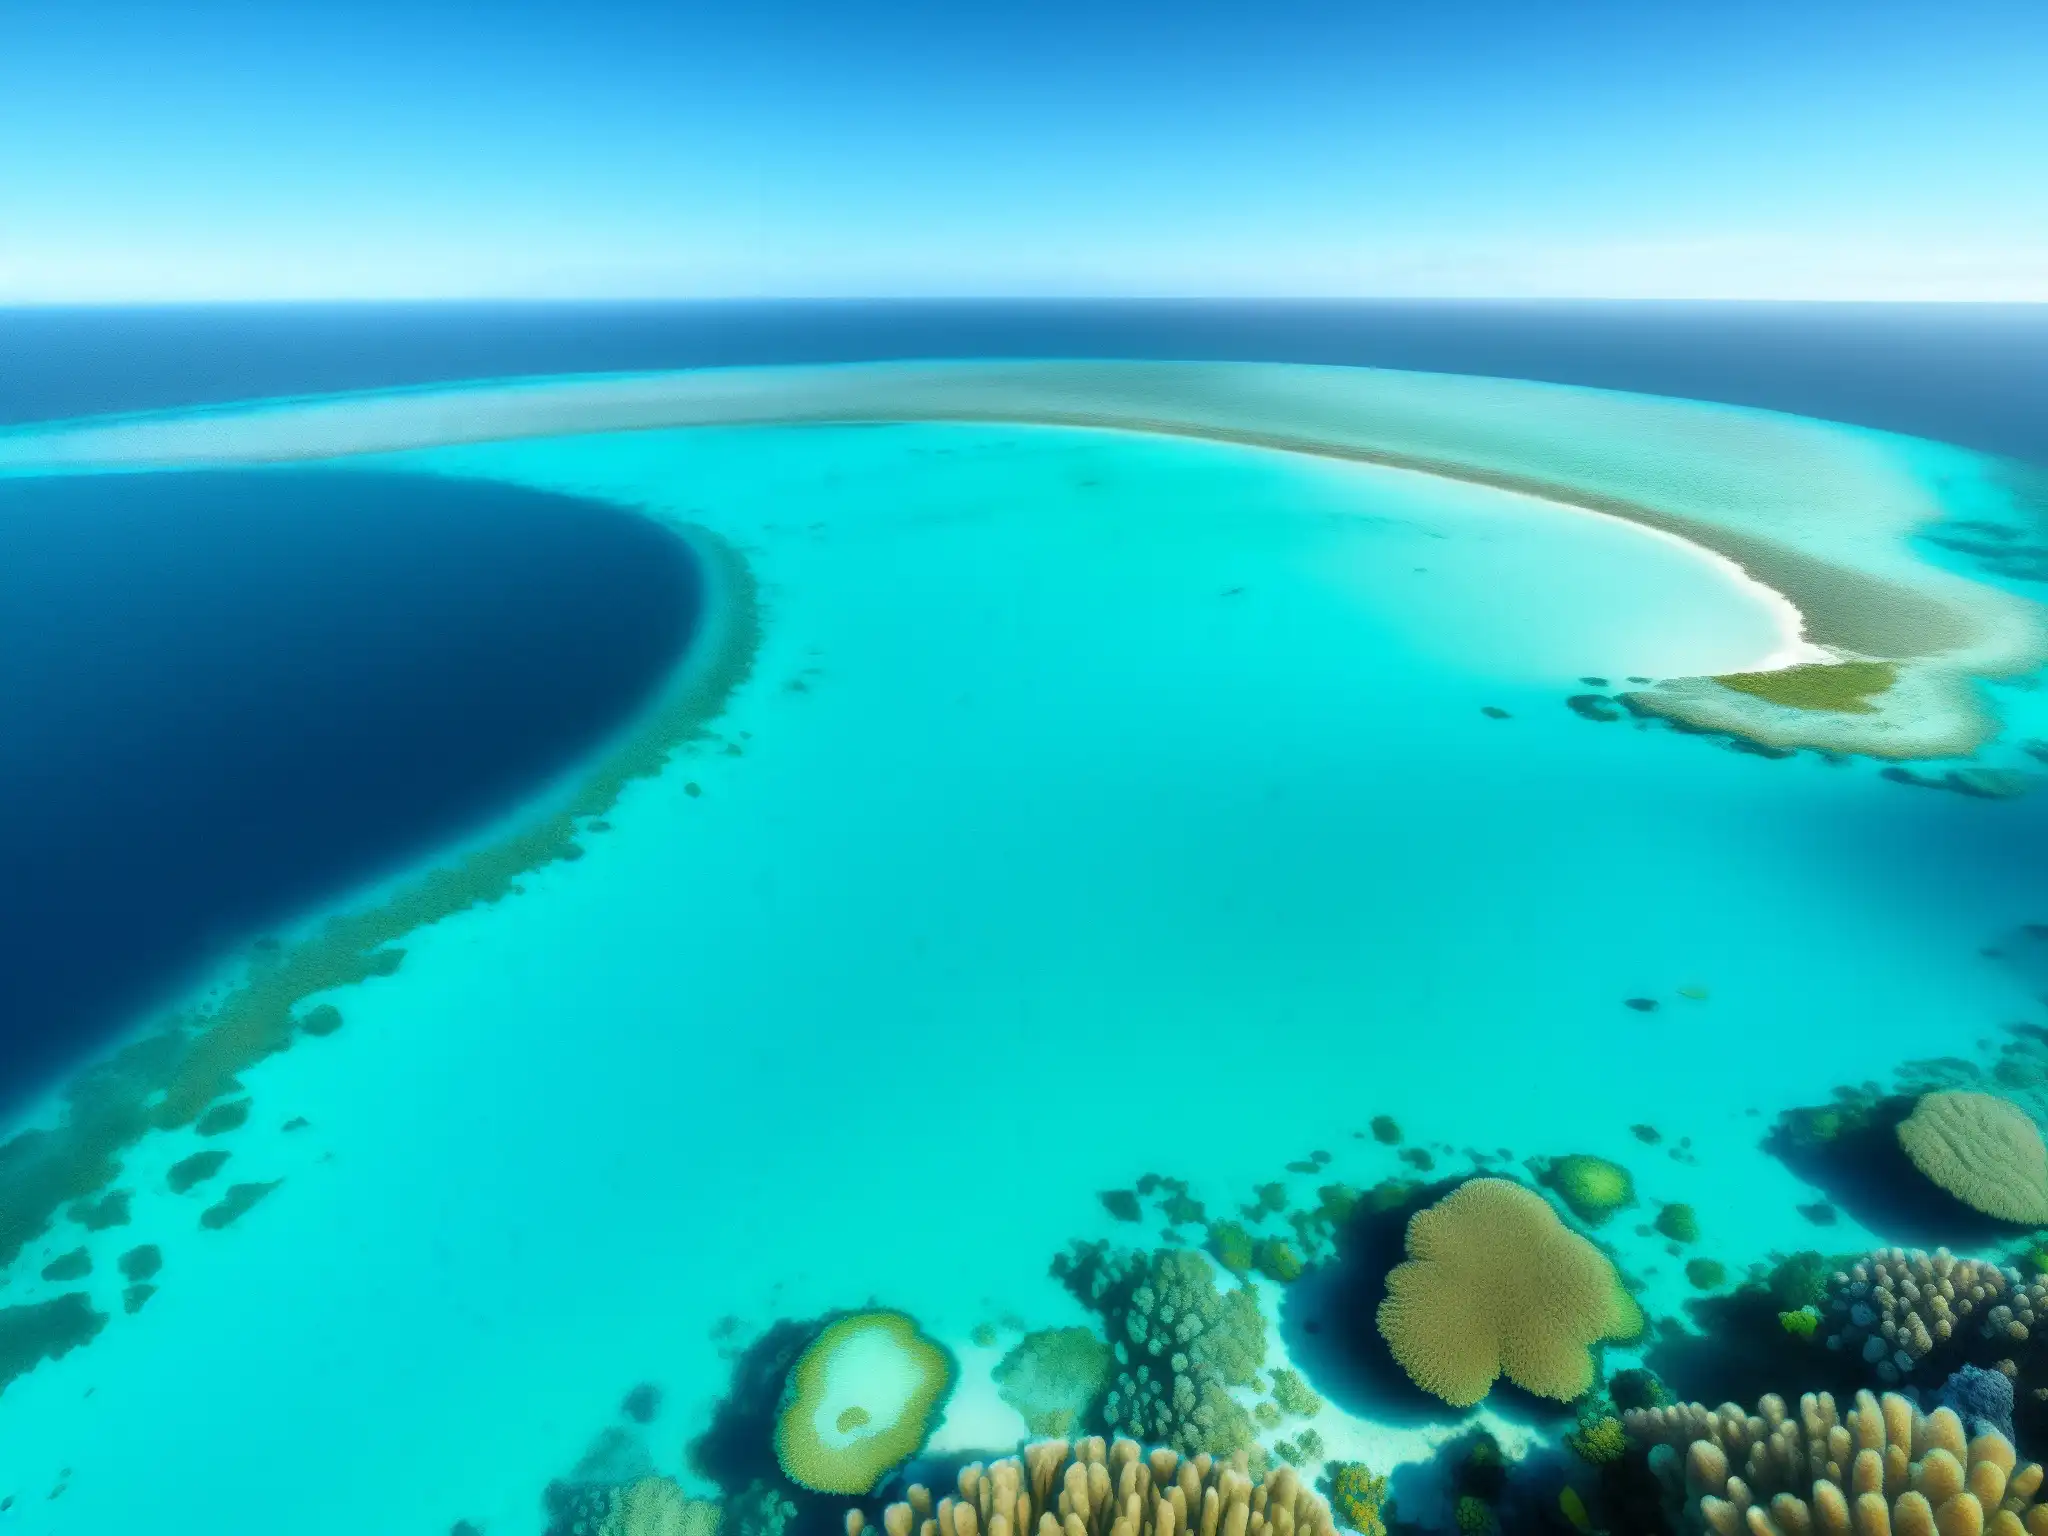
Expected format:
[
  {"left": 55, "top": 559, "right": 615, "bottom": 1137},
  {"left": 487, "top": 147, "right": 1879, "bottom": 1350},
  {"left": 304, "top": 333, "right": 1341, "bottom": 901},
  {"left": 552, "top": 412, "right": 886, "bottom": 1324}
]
[{"left": 1, "top": 358, "right": 2036, "bottom": 756}]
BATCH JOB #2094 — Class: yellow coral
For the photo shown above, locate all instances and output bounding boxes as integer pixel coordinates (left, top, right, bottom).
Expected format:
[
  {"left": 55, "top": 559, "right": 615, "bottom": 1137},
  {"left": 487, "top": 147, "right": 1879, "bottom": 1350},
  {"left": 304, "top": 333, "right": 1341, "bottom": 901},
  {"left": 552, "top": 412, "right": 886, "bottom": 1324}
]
[
  {"left": 1625, "top": 1388, "right": 2048, "bottom": 1536},
  {"left": 1897, "top": 1092, "right": 2048, "bottom": 1225},
  {"left": 1375, "top": 1179, "right": 1640, "bottom": 1407},
  {"left": 858, "top": 1437, "right": 1338, "bottom": 1536}
]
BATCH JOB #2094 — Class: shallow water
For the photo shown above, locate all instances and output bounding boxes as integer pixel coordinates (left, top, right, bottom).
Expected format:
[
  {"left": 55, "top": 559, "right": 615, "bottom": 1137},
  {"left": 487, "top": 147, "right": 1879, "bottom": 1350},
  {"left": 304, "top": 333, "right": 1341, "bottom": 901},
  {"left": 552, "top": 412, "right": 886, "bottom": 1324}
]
[{"left": 1, "top": 350, "right": 2046, "bottom": 1536}]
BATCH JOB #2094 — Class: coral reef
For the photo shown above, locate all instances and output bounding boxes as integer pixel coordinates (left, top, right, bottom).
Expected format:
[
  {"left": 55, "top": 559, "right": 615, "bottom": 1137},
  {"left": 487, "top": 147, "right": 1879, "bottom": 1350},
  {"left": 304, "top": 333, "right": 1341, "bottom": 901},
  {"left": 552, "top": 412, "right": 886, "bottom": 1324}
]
[
  {"left": 1324, "top": 1464, "right": 1387, "bottom": 1535},
  {"left": 1535, "top": 1156, "right": 1637, "bottom": 1227},
  {"left": 774, "top": 1311, "right": 954, "bottom": 1495},
  {"left": 1269, "top": 1369, "right": 1322, "bottom": 1419},
  {"left": 0, "top": 1292, "right": 107, "bottom": 1396},
  {"left": 603, "top": 1477, "right": 723, "bottom": 1536},
  {"left": 1376, "top": 1178, "right": 1642, "bottom": 1407},
  {"left": 1821, "top": 1247, "right": 2009, "bottom": 1385},
  {"left": 200, "top": 1178, "right": 281, "bottom": 1229},
  {"left": 1626, "top": 1386, "right": 2048, "bottom": 1536},
  {"left": 1897, "top": 1093, "right": 2048, "bottom": 1225},
  {"left": 1054, "top": 1243, "right": 1268, "bottom": 1461},
  {"left": 1659, "top": 1205, "right": 1702, "bottom": 1244},
  {"left": 1567, "top": 1415, "right": 1629, "bottom": 1466},
  {"left": 996, "top": 1328, "right": 1114, "bottom": 1436},
  {"left": 859, "top": 1438, "right": 1336, "bottom": 1536},
  {"left": 1688, "top": 1259, "right": 1729, "bottom": 1291},
  {"left": 1273, "top": 1430, "right": 1323, "bottom": 1467},
  {"left": 1940, "top": 1365, "right": 2019, "bottom": 1445},
  {"left": 1452, "top": 1494, "right": 1492, "bottom": 1533}
]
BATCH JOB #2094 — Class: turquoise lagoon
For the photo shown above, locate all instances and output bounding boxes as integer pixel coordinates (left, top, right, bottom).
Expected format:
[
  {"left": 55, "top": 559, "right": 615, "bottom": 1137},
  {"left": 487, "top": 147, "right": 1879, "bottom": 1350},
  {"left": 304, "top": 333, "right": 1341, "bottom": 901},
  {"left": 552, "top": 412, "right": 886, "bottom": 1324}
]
[{"left": 1, "top": 364, "right": 2045, "bottom": 1534}]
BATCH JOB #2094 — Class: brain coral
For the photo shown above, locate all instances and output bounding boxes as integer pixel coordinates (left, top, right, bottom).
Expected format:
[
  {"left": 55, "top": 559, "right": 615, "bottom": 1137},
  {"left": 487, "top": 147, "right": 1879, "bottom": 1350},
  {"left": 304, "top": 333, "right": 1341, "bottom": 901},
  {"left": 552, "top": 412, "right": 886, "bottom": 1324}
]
[
  {"left": 1897, "top": 1091, "right": 2048, "bottom": 1224},
  {"left": 1822, "top": 1246, "right": 2009, "bottom": 1385},
  {"left": 856, "top": 1436, "right": 1337, "bottom": 1536},
  {"left": 1624, "top": 1387, "right": 2048, "bottom": 1536},
  {"left": 774, "top": 1311, "right": 954, "bottom": 1495},
  {"left": 1375, "top": 1178, "right": 1641, "bottom": 1407}
]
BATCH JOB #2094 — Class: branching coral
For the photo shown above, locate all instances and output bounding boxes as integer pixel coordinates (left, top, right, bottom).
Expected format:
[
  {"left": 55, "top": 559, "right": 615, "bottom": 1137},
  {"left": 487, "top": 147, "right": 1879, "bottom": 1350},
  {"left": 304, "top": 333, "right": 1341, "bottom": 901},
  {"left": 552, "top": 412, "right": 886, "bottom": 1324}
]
[
  {"left": 858, "top": 1438, "right": 1337, "bottom": 1536},
  {"left": 1054, "top": 1244, "right": 1268, "bottom": 1461},
  {"left": 1822, "top": 1248, "right": 2011, "bottom": 1385},
  {"left": 1324, "top": 1465, "right": 1386, "bottom": 1535},
  {"left": 1375, "top": 1178, "right": 1642, "bottom": 1407},
  {"left": 1897, "top": 1092, "right": 2048, "bottom": 1225},
  {"left": 1625, "top": 1387, "right": 2048, "bottom": 1536}
]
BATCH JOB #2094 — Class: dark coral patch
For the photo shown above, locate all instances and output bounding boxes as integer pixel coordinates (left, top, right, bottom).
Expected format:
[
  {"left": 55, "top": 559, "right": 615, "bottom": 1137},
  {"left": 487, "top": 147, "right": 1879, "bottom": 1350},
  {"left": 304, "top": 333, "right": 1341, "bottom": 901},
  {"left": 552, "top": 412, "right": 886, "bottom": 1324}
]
[
  {"left": 0, "top": 1294, "right": 106, "bottom": 1396},
  {"left": 168, "top": 1149, "right": 230, "bottom": 1194},
  {"left": 195, "top": 1099, "right": 251, "bottom": 1137},
  {"left": 67, "top": 1189, "right": 131, "bottom": 1231},
  {"left": 199, "top": 1179, "right": 281, "bottom": 1230},
  {"left": 39, "top": 1247, "right": 90, "bottom": 1282}
]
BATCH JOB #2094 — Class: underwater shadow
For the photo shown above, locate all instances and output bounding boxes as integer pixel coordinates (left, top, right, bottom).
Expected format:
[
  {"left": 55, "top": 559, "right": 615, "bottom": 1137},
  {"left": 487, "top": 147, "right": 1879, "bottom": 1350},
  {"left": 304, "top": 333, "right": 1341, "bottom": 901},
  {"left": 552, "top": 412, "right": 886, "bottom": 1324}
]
[
  {"left": 1762, "top": 1097, "right": 2019, "bottom": 1249},
  {"left": 1279, "top": 1179, "right": 1478, "bottom": 1429}
]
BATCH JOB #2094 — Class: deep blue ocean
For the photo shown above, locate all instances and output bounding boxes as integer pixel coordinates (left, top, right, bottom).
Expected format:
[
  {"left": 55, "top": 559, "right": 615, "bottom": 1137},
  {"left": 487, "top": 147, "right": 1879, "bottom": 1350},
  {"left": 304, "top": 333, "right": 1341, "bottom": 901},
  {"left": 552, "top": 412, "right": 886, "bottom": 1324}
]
[
  {"left": 3, "top": 301, "right": 2044, "bottom": 463},
  {"left": 0, "top": 467, "right": 698, "bottom": 1101},
  {"left": 0, "top": 300, "right": 2040, "bottom": 1106}
]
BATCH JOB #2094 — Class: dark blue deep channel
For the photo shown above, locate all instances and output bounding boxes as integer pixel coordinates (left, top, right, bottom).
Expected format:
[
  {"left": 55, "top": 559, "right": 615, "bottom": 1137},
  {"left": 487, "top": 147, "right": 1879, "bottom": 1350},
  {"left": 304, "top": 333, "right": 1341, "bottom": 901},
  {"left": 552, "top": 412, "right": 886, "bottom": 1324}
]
[{"left": 0, "top": 468, "right": 702, "bottom": 1104}]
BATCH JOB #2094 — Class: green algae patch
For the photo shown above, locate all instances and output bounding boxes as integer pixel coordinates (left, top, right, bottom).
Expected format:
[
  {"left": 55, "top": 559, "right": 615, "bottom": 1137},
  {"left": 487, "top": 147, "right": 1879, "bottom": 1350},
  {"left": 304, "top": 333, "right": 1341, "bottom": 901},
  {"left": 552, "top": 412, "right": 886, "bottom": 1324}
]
[
  {"left": 773, "top": 1310, "right": 953, "bottom": 1494},
  {"left": 1713, "top": 661, "right": 1898, "bottom": 715},
  {"left": 993, "top": 1325, "right": 1111, "bottom": 1435},
  {"left": 200, "top": 1179, "right": 281, "bottom": 1230},
  {"left": 1535, "top": 1155, "right": 1636, "bottom": 1226},
  {"left": 0, "top": 529, "right": 758, "bottom": 1293},
  {"left": 0, "top": 1294, "right": 106, "bottom": 1397},
  {"left": 167, "top": 1149, "right": 230, "bottom": 1194},
  {"left": 297, "top": 1004, "right": 343, "bottom": 1037},
  {"left": 1654, "top": 1203, "right": 1699, "bottom": 1244}
]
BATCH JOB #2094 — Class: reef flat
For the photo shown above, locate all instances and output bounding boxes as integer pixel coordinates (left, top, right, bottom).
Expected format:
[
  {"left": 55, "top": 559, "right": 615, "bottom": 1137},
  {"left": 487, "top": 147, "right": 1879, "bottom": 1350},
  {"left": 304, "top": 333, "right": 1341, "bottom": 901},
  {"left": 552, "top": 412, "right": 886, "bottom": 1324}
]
[{"left": 2, "top": 360, "right": 2039, "bottom": 758}]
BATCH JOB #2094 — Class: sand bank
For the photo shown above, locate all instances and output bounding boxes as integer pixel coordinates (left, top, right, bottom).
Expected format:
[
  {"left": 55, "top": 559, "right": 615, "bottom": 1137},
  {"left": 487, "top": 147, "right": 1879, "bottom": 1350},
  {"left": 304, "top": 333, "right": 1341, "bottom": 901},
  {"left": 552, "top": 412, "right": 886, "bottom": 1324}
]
[{"left": 3, "top": 359, "right": 2038, "bottom": 756}]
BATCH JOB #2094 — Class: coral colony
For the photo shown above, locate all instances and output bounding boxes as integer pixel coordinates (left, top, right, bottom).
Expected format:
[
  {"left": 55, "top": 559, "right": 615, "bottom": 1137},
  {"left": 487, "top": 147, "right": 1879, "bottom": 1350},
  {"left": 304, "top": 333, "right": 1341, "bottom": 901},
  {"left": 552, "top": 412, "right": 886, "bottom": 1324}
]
[{"left": 511, "top": 1070, "right": 2048, "bottom": 1536}]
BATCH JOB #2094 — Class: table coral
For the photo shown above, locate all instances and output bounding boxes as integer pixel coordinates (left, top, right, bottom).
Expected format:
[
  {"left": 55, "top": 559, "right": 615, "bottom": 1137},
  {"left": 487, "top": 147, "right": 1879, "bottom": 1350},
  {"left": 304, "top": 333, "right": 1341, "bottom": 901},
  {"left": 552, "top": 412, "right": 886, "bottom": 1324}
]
[
  {"left": 1625, "top": 1386, "right": 2048, "bottom": 1536},
  {"left": 1375, "top": 1178, "right": 1641, "bottom": 1407},
  {"left": 1897, "top": 1092, "right": 2048, "bottom": 1224},
  {"left": 774, "top": 1310, "right": 954, "bottom": 1495},
  {"left": 860, "top": 1437, "right": 1337, "bottom": 1536}
]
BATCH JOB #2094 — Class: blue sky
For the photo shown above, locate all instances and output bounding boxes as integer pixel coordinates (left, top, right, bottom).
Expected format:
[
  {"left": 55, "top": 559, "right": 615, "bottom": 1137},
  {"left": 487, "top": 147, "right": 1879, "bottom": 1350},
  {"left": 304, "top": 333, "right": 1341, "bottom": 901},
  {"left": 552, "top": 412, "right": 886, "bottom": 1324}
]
[{"left": 2, "top": 0, "right": 2042, "bottom": 301}]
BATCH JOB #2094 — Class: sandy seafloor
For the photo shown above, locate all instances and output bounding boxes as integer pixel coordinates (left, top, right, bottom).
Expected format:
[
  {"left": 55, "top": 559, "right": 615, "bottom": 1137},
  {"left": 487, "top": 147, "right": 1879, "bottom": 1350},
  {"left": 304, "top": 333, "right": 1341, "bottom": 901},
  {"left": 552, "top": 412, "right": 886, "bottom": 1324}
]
[{"left": 2, "top": 413, "right": 2045, "bottom": 1533}]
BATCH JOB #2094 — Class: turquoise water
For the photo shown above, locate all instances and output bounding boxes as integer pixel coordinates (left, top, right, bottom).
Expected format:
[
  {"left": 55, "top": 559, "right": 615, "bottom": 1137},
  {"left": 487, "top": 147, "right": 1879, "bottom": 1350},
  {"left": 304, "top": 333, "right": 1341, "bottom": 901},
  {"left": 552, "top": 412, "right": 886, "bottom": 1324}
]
[{"left": 2, "top": 382, "right": 2046, "bottom": 1534}]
